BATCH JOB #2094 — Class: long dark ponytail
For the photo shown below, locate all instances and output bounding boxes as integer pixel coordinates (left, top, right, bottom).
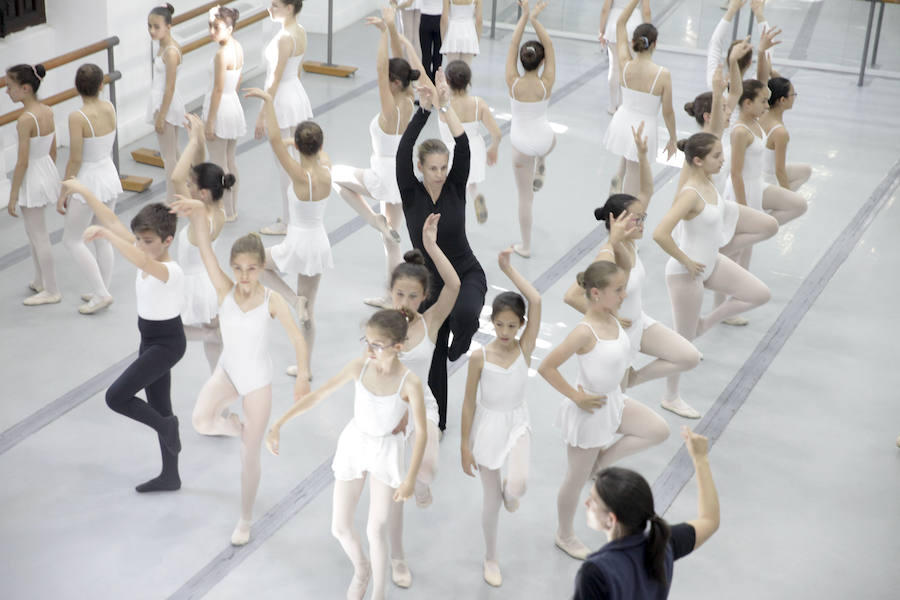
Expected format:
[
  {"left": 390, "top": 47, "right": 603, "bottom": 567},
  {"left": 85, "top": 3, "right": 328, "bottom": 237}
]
[{"left": 595, "top": 467, "right": 671, "bottom": 586}]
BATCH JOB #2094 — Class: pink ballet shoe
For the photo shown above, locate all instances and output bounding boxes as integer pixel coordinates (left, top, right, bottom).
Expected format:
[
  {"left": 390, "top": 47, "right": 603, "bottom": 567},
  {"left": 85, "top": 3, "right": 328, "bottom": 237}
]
[
  {"left": 660, "top": 397, "right": 701, "bottom": 419},
  {"left": 512, "top": 243, "right": 531, "bottom": 259},
  {"left": 346, "top": 562, "right": 371, "bottom": 600},
  {"left": 722, "top": 316, "right": 749, "bottom": 326},
  {"left": 23, "top": 291, "right": 61, "bottom": 306},
  {"left": 79, "top": 295, "right": 114, "bottom": 315},
  {"left": 555, "top": 533, "right": 591, "bottom": 560},
  {"left": 230, "top": 519, "right": 251, "bottom": 546},
  {"left": 391, "top": 558, "right": 412, "bottom": 588},
  {"left": 260, "top": 219, "right": 287, "bottom": 235},
  {"left": 483, "top": 559, "right": 502, "bottom": 587}
]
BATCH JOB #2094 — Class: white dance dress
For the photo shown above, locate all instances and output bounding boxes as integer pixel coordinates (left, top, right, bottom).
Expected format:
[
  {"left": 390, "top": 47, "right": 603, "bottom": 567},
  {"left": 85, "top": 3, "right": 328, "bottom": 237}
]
[
  {"left": 18, "top": 112, "right": 59, "bottom": 208},
  {"left": 270, "top": 176, "right": 333, "bottom": 276},
  {"left": 361, "top": 99, "right": 413, "bottom": 205},
  {"left": 263, "top": 29, "right": 313, "bottom": 129},
  {"left": 71, "top": 110, "right": 121, "bottom": 205},
  {"left": 217, "top": 288, "right": 274, "bottom": 395},
  {"left": 441, "top": 2, "right": 479, "bottom": 55},
  {"left": 724, "top": 121, "right": 766, "bottom": 213},
  {"left": 146, "top": 46, "right": 185, "bottom": 127},
  {"left": 438, "top": 98, "right": 487, "bottom": 184},
  {"left": 509, "top": 78, "right": 553, "bottom": 157},
  {"left": 470, "top": 345, "right": 531, "bottom": 470},
  {"left": 664, "top": 185, "right": 725, "bottom": 282},
  {"left": 332, "top": 361, "right": 411, "bottom": 488},
  {"left": 177, "top": 219, "right": 219, "bottom": 326},
  {"left": 201, "top": 44, "right": 246, "bottom": 140},
  {"left": 603, "top": 62, "right": 663, "bottom": 162},
  {"left": 399, "top": 318, "right": 440, "bottom": 427},
  {"left": 556, "top": 321, "right": 630, "bottom": 449}
]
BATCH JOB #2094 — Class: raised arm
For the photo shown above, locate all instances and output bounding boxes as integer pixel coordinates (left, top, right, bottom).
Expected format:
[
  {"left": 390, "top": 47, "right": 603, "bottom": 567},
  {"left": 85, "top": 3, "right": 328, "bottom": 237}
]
[
  {"left": 538, "top": 327, "right": 608, "bottom": 412},
  {"left": 84, "top": 225, "right": 174, "bottom": 282},
  {"left": 434, "top": 71, "right": 470, "bottom": 185},
  {"left": 756, "top": 25, "right": 782, "bottom": 85},
  {"left": 708, "top": 66, "right": 727, "bottom": 137},
  {"left": 498, "top": 248, "right": 541, "bottom": 362},
  {"left": 266, "top": 358, "right": 362, "bottom": 456},
  {"left": 682, "top": 427, "right": 720, "bottom": 549},
  {"left": 396, "top": 105, "right": 430, "bottom": 191},
  {"left": 60, "top": 178, "right": 134, "bottom": 242},
  {"left": 505, "top": 1, "right": 529, "bottom": 89},
  {"left": 169, "top": 197, "right": 234, "bottom": 298},
  {"left": 640, "top": 0, "right": 651, "bottom": 22},
  {"left": 729, "top": 127, "right": 751, "bottom": 206},
  {"left": 173, "top": 114, "right": 207, "bottom": 198},
  {"left": 367, "top": 14, "right": 400, "bottom": 129},
  {"left": 598, "top": 0, "right": 613, "bottom": 45},
  {"left": 707, "top": 0, "right": 746, "bottom": 88},
  {"left": 459, "top": 351, "right": 484, "bottom": 477},
  {"left": 269, "top": 291, "right": 312, "bottom": 399},
  {"left": 422, "top": 214, "right": 461, "bottom": 335},
  {"left": 724, "top": 40, "right": 748, "bottom": 118},
  {"left": 616, "top": 0, "right": 640, "bottom": 69},
  {"left": 243, "top": 88, "right": 306, "bottom": 182},
  {"left": 653, "top": 188, "right": 706, "bottom": 278},
  {"left": 529, "top": 2, "right": 555, "bottom": 90},
  {"left": 384, "top": 4, "right": 405, "bottom": 58},
  {"left": 396, "top": 373, "right": 427, "bottom": 501}
]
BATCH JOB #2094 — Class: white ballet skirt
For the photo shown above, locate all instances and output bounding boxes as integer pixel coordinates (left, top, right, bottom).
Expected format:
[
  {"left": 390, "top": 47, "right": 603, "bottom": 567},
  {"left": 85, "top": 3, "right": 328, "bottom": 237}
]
[
  {"left": 146, "top": 47, "right": 185, "bottom": 127},
  {"left": 18, "top": 113, "right": 59, "bottom": 209},
  {"left": 176, "top": 223, "right": 219, "bottom": 326},
  {"left": 270, "top": 183, "right": 333, "bottom": 276},
  {"left": 201, "top": 55, "right": 247, "bottom": 140},
  {"left": 359, "top": 105, "right": 411, "bottom": 205},
  {"left": 71, "top": 111, "right": 121, "bottom": 205},
  {"left": 603, "top": 64, "right": 663, "bottom": 162},
  {"left": 264, "top": 30, "right": 314, "bottom": 128},
  {"left": 470, "top": 348, "right": 530, "bottom": 470},
  {"left": 438, "top": 107, "right": 486, "bottom": 184},
  {"left": 398, "top": 319, "right": 441, "bottom": 427},
  {"left": 441, "top": 3, "right": 479, "bottom": 55},
  {"left": 332, "top": 365, "right": 411, "bottom": 488},
  {"left": 556, "top": 322, "right": 630, "bottom": 449}
]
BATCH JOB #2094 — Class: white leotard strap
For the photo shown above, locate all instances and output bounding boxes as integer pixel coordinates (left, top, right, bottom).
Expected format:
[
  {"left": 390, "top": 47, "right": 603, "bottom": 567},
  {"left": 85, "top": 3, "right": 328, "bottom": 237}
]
[
  {"left": 766, "top": 123, "right": 784, "bottom": 136},
  {"left": 474, "top": 97, "right": 480, "bottom": 121},
  {"left": 395, "top": 103, "right": 402, "bottom": 135},
  {"left": 649, "top": 66, "right": 664, "bottom": 94},
  {"left": 622, "top": 61, "right": 631, "bottom": 88},
  {"left": 395, "top": 369, "right": 411, "bottom": 393},
  {"left": 511, "top": 77, "right": 521, "bottom": 96},
  {"left": 596, "top": 247, "right": 615, "bottom": 257},
  {"left": 306, "top": 171, "right": 313, "bottom": 200},
  {"left": 733, "top": 122, "right": 763, "bottom": 138},
  {"left": 576, "top": 321, "right": 601, "bottom": 342},
  {"left": 77, "top": 110, "right": 95, "bottom": 137},
  {"left": 539, "top": 79, "right": 548, "bottom": 100},
  {"left": 286, "top": 30, "right": 298, "bottom": 56},
  {"left": 25, "top": 111, "right": 42, "bottom": 136},
  {"left": 681, "top": 185, "right": 707, "bottom": 204},
  {"left": 162, "top": 44, "right": 182, "bottom": 62}
]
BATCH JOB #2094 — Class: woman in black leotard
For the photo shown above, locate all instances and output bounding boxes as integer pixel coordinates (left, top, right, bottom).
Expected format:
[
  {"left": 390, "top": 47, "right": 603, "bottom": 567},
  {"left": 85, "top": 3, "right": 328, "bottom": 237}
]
[{"left": 396, "top": 69, "right": 486, "bottom": 431}]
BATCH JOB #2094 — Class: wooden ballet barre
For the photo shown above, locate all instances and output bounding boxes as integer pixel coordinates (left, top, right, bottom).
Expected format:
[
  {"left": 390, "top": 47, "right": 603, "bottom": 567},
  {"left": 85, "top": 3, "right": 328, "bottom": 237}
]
[
  {"left": 302, "top": 0, "right": 357, "bottom": 77},
  {"left": 0, "top": 37, "right": 120, "bottom": 89},
  {"left": 0, "top": 72, "right": 120, "bottom": 127}
]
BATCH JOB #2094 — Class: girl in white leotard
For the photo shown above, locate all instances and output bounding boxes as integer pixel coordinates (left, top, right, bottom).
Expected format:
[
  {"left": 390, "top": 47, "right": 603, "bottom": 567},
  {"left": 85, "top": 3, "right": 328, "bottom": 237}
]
[
  {"left": 604, "top": 0, "right": 676, "bottom": 199},
  {"left": 266, "top": 310, "right": 427, "bottom": 600},
  {"left": 169, "top": 197, "right": 310, "bottom": 548},
  {"left": 6, "top": 63, "right": 61, "bottom": 306},
  {"left": 146, "top": 3, "right": 184, "bottom": 201},
  {"left": 539, "top": 261, "right": 669, "bottom": 562},
  {"left": 460, "top": 247, "right": 540, "bottom": 587},
  {"left": 506, "top": 0, "right": 556, "bottom": 258},
  {"left": 598, "top": 0, "right": 650, "bottom": 114},
  {"left": 245, "top": 88, "right": 333, "bottom": 373},
  {"left": 440, "top": 0, "right": 481, "bottom": 65},
  {"left": 760, "top": 77, "right": 811, "bottom": 198},
  {"left": 257, "top": 0, "right": 314, "bottom": 236},
  {"left": 383, "top": 215, "right": 459, "bottom": 589},
  {"left": 654, "top": 133, "right": 771, "bottom": 418},
  {"left": 203, "top": 6, "right": 245, "bottom": 221},
  {"left": 59, "top": 64, "right": 122, "bottom": 315},
  {"left": 331, "top": 6, "right": 429, "bottom": 307},
  {"left": 564, "top": 124, "right": 700, "bottom": 418},
  {"left": 438, "top": 60, "right": 502, "bottom": 224}
]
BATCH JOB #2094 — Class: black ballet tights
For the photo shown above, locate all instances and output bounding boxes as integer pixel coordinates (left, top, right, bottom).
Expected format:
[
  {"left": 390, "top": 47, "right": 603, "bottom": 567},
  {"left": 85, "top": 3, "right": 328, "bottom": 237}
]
[
  {"left": 424, "top": 265, "right": 487, "bottom": 430},
  {"left": 419, "top": 13, "right": 442, "bottom": 82},
  {"left": 105, "top": 317, "right": 186, "bottom": 492}
]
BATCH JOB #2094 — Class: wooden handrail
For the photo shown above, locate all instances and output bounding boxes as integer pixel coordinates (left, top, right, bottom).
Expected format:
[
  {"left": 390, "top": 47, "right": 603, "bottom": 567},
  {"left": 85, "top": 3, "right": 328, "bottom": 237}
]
[
  {"left": 172, "top": 0, "right": 240, "bottom": 26},
  {"left": 0, "top": 72, "right": 122, "bottom": 128},
  {"left": 181, "top": 9, "right": 268, "bottom": 55},
  {"left": 0, "top": 37, "right": 119, "bottom": 89}
]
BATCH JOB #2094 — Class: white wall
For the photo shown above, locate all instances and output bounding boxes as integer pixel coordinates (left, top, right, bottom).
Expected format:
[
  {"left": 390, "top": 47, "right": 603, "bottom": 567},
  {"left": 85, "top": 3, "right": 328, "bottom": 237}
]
[{"left": 1, "top": 0, "right": 381, "bottom": 178}]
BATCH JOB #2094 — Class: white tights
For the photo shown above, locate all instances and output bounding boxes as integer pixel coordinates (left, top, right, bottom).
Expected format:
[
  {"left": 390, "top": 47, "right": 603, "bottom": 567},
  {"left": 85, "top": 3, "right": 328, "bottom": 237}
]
[
  {"left": 556, "top": 399, "right": 668, "bottom": 538},
  {"left": 388, "top": 420, "right": 440, "bottom": 560},
  {"left": 183, "top": 322, "right": 223, "bottom": 372},
  {"left": 630, "top": 323, "right": 702, "bottom": 402},
  {"left": 273, "top": 126, "right": 292, "bottom": 225},
  {"left": 332, "top": 475, "right": 395, "bottom": 600},
  {"left": 157, "top": 123, "right": 180, "bottom": 201},
  {"left": 512, "top": 148, "right": 536, "bottom": 252},
  {"left": 444, "top": 52, "right": 474, "bottom": 66},
  {"left": 207, "top": 136, "right": 239, "bottom": 218},
  {"left": 763, "top": 183, "right": 807, "bottom": 226},
  {"left": 778, "top": 163, "right": 812, "bottom": 192},
  {"left": 478, "top": 433, "right": 530, "bottom": 561},
  {"left": 22, "top": 206, "right": 58, "bottom": 295},
  {"left": 399, "top": 9, "right": 422, "bottom": 59},
  {"left": 191, "top": 369, "right": 272, "bottom": 523},
  {"left": 606, "top": 43, "right": 623, "bottom": 112},
  {"left": 63, "top": 198, "right": 113, "bottom": 298}
]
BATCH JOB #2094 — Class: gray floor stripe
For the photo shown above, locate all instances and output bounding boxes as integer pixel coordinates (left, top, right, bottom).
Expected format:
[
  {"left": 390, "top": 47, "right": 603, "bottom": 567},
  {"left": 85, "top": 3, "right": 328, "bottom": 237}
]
[
  {"left": 789, "top": 0, "right": 824, "bottom": 62},
  {"left": 0, "top": 351, "right": 138, "bottom": 455},
  {"left": 651, "top": 157, "right": 900, "bottom": 515},
  {"left": 0, "top": 79, "right": 378, "bottom": 273}
]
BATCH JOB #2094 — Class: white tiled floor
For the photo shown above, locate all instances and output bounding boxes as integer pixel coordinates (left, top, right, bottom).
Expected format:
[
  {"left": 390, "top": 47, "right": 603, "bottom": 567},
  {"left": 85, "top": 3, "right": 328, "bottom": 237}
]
[{"left": 2, "top": 4, "right": 899, "bottom": 599}]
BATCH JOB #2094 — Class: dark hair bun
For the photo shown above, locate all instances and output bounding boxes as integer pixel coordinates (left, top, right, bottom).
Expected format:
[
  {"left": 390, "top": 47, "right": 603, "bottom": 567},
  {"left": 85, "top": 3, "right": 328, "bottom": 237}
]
[
  {"left": 594, "top": 207, "right": 608, "bottom": 222},
  {"left": 676, "top": 138, "right": 688, "bottom": 152},
  {"left": 403, "top": 249, "right": 426, "bottom": 266},
  {"left": 576, "top": 271, "right": 587, "bottom": 288},
  {"left": 223, "top": 174, "right": 237, "bottom": 189},
  {"left": 683, "top": 101, "right": 695, "bottom": 117},
  {"left": 35, "top": 64, "right": 47, "bottom": 78},
  {"left": 408, "top": 69, "right": 421, "bottom": 82},
  {"left": 165, "top": 2, "right": 175, "bottom": 14}
]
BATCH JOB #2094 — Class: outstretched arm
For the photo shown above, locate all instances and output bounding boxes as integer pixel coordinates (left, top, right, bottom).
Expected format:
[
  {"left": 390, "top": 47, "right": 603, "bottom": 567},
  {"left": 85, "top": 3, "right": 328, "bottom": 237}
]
[
  {"left": 505, "top": 1, "right": 530, "bottom": 89},
  {"left": 173, "top": 114, "right": 207, "bottom": 199},
  {"left": 683, "top": 427, "right": 720, "bottom": 549},
  {"left": 396, "top": 104, "right": 430, "bottom": 192},
  {"left": 530, "top": 2, "right": 555, "bottom": 90},
  {"left": 616, "top": 0, "right": 641, "bottom": 69},
  {"left": 244, "top": 88, "right": 305, "bottom": 182},
  {"left": 422, "top": 214, "right": 461, "bottom": 336},
  {"left": 169, "top": 197, "right": 233, "bottom": 298},
  {"left": 498, "top": 248, "right": 541, "bottom": 362},
  {"left": 707, "top": 0, "right": 746, "bottom": 88}
]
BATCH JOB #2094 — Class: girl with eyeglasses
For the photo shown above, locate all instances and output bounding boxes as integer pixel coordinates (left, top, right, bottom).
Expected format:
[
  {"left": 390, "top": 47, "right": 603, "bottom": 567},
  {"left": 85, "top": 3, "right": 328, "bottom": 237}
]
[
  {"left": 266, "top": 309, "right": 427, "bottom": 600},
  {"left": 565, "top": 124, "right": 700, "bottom": 419},
  {"left": 759, "top": 77, "right": 811, "bottom": 193}
]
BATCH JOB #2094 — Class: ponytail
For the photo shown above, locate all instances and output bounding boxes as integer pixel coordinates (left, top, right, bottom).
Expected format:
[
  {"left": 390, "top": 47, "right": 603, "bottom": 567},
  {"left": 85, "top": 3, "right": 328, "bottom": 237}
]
[{"left": 646, "top": 513, "right": 672, "bottom": 586}]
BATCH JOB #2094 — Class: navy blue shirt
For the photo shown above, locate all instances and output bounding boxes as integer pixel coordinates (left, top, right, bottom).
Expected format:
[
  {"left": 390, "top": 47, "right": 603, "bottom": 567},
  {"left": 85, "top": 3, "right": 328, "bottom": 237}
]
[
  {"left": 573, "top": 523, "right": 696, "bottom": 600},
  {"left": 396, "top": 106, "right": 479, "bottom": 289}
]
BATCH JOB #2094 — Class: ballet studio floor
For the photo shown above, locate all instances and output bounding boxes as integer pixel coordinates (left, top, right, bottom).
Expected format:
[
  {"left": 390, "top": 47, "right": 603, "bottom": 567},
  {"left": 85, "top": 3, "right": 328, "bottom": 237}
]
[{"left": 2, "top": 2, "right": 899, "bottom": 598}]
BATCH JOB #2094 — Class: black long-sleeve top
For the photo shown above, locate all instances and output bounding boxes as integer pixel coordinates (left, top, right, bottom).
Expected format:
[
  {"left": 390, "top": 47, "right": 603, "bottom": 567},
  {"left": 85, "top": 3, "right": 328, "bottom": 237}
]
[{"left": 397, "top": 107, "right": 480, "bottom": 289}]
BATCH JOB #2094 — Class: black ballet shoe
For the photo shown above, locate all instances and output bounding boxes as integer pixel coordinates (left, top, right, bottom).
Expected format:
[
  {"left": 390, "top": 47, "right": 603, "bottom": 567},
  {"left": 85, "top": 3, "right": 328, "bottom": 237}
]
[{"left": 135, "top": 474, "right": 181, "bottom": 493}]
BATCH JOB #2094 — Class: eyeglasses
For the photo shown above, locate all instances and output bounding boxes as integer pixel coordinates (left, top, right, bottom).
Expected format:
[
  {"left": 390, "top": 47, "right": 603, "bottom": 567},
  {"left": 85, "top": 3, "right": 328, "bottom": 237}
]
[
  {"left": 360, "top": 336, "right": 388, "bottom": 354},
  {"left": 630, "top": 213, "right": 648, "bottom": 224}
]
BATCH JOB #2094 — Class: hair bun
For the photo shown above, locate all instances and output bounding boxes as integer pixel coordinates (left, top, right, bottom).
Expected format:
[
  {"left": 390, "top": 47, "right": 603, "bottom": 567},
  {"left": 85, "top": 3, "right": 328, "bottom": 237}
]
[
  {"left": 233, "top": 8, "right": 240, "bottom": 21},
  {"left": 166, "top": 2, "right": 175, "bottom": 14},
  {"left": 403, "top": 249, "right": 426, "bottom": 266},
  {"left": 594, "top": 207, "right": 607, "bottom": 222},
  {"left": 223, "top": 173, "right": 237, "bottom": 189},
  {"left": 524, "top": 46, "right": 536, "bottom": 57},
  {"left": 676, "top": 138, "right": 688, "bottom": 152},
  {"left": 408, "top": 69, "right": 421, "bottom": 82},
  {"left": 34, "top": 64, "right": 47, "bottom": 78},
  {"left": 575, "top": 271, "right": 587, "bottom": 288},
  {"left": 683, "top": 101, "right": 695, "bottom": 117}
]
